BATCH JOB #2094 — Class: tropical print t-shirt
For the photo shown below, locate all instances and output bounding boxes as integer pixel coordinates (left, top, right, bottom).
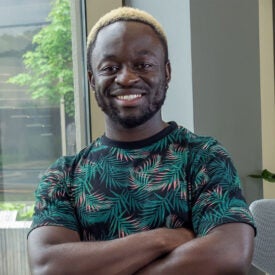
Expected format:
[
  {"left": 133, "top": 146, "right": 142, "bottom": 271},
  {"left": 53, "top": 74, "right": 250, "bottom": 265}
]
[{"left": 31, "top": 122, "right": 255, "bottom": 240}]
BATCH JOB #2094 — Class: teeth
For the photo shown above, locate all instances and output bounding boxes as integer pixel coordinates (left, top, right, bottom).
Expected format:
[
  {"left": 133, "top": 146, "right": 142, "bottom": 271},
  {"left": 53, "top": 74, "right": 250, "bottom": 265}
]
[{"left": 117, "top": 94, "right": 142, "bottom": 100}]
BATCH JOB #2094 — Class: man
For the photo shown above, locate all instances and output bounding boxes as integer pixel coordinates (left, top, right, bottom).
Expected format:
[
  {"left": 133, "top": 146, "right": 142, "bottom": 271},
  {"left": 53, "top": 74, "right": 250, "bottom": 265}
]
[{"left": 28, "top": 7, "right": 255, "bottom": 275}]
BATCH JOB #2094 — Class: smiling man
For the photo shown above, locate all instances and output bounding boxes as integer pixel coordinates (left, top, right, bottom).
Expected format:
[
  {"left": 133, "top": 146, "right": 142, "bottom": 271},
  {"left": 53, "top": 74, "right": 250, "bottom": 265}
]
[
  {"left": 88, "top": 14, "right": 170, "bottom": 133},
  {"left": 27, "top": 7, "right": 255, "bottom": 275}
]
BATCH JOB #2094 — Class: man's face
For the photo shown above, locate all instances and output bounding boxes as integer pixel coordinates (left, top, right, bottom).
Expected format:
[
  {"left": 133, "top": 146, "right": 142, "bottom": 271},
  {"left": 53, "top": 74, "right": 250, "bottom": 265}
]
[{"left": 89, "top": 21, "right": 171, "bottom": 128}]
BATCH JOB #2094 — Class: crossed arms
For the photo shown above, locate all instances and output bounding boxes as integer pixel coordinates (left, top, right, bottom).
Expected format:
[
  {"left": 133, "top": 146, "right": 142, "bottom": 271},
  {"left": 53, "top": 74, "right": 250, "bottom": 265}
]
[{"left": 28, "top": 222, "right": 254, "bottom": 275}]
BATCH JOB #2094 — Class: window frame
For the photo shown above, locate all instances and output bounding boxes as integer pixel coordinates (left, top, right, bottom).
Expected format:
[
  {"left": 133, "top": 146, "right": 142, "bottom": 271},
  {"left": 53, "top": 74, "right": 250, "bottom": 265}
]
[{"left": 70, "top": 0, "right": 91, "bottom": 150}]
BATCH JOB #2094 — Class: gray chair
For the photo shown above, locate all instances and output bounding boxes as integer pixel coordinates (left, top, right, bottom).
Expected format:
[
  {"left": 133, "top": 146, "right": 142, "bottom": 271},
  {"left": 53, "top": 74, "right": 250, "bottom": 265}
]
[{"left": 249, "top": 199, "right": 275, "bottom": 275}]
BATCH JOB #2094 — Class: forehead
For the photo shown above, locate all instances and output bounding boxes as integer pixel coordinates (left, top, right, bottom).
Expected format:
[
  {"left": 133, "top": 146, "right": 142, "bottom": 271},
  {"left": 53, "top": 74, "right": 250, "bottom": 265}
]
[{"left": 92, "top": 21, "right": 165, "bottom": 60}]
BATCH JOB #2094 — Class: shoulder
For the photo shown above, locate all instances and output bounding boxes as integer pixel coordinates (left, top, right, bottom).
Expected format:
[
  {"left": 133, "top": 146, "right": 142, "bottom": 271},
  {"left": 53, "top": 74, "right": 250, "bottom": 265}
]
[
  {"left": 41, "top": 137, "right": 106, "bottom": 179},
  {"left": 173, "top": 123, "right": 222, "bottom": 156}
]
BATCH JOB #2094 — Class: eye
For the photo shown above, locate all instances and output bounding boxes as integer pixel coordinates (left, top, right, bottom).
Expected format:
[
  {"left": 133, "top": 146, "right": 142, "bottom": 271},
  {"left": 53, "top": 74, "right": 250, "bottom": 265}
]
[
  {"left": 134, "top": 63, "right": 153, "bottom": 71},
  {"left": 99, "top": 65, "right": 120, "bottom": 75}
]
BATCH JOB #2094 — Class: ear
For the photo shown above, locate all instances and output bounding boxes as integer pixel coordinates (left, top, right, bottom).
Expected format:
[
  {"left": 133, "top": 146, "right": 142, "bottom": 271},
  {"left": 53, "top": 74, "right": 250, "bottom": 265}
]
[
  {"left": 88, "top": 71, "right": 95, "bottom": 90},
  {"left": 165, "top": 60, "right": 171, "bottom": 84}
]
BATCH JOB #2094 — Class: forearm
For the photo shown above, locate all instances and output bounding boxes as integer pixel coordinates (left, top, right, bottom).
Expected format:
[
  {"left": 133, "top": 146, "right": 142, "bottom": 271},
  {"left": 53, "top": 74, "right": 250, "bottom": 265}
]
[
  {"left": 28, "top": 226, "right": 194, "bottom": 275},
  {"left": 135, "top": 223, "right": 254, "bottom": 275},
  {"left": 136, "top": 240, "right": 247, "bottom": 275},
  {"left": 29, "top": 230, "right": 163, "bottom": 275}
]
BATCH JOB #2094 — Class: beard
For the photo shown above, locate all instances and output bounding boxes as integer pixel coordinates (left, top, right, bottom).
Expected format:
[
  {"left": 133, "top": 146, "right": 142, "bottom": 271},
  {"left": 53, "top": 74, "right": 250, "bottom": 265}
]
[{"left": 95, "top": 82, "right": 167, "bottom": 128}]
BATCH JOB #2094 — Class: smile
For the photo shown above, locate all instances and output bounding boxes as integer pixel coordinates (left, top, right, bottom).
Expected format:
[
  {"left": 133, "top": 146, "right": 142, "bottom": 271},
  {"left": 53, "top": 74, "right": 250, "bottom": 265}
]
[{"left": 116, "top": 94, "right": 142, "bottom": 101}]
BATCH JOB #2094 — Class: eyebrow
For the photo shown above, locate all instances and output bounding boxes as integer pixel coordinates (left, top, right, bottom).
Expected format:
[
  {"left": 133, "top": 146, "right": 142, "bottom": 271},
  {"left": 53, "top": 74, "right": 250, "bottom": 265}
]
[
  {"left": 100, "top": 54, "right": 117, "bottom": 61},
  {"left": 136, "top": 49, "right": 157, "bottom": 57},
  {"left": 96, "top": 54, "right": 117, "bottom": 70},
  {"left": 101, "top": 49, "right": 156, "bottom": 59},
  {"left": 96, "top": 49, "right": 159, "bottom": 70}
]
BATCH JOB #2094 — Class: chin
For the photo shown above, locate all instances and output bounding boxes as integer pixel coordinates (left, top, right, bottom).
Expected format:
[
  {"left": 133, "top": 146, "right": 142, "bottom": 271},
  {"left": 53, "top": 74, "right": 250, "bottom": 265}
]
[
  {"left": 102, "top": 98, "right": 165, "bottom": 129},
  {"left": 115, "top": 117, "right": 148, "bottom": 128},
  {"left": 113, "top": 111, "right": 159, "bottom": 129}
]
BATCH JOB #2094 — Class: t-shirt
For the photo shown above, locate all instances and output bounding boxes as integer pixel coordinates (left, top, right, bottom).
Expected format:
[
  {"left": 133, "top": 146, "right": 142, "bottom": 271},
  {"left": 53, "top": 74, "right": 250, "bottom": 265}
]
[{"left": 30, "top": 122, "right": 255, "bottom": 240}]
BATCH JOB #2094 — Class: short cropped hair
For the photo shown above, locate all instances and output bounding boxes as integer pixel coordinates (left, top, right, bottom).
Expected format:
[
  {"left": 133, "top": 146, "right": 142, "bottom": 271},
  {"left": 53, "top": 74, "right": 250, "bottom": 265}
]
[{"left": 86, "top": 6, "right": 168, "bottom": 72}]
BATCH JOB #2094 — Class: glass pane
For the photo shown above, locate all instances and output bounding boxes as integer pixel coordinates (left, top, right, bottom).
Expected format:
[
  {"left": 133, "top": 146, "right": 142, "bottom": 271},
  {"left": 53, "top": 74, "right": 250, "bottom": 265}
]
[{"left": 0, "top": 0, "right": 75, "bottom": 274}]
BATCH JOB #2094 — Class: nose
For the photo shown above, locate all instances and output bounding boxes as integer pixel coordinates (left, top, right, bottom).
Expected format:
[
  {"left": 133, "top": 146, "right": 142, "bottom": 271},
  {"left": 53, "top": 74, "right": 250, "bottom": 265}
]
[{"left": 115, "top": 66, "right": 139, "bottom": 86}]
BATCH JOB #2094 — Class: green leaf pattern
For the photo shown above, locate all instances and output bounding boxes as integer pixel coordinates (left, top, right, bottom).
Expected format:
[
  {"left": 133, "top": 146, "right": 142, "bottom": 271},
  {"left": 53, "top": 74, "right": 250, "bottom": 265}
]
[{"left": 31, "top": 122, "right": 255, "bottom": 240}]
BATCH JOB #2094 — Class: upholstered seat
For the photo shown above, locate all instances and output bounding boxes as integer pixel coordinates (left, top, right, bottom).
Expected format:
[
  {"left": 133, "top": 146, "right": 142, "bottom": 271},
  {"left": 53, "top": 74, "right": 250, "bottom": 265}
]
[{"left": 249, "top": 199, "right": 275, "bottom": 274}]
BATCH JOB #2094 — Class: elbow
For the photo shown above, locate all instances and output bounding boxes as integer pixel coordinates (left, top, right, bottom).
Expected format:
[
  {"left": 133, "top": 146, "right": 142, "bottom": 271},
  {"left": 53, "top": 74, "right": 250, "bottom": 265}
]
[
  {"left": 228, "top": 240, "right": 254, "bottom": 274},
  {"left": 29, "top": 261, "right": 49, "bottom": 275},
  {"left": 215, "top": 227, "right": 254, "bottom": 275},
  {"left": 28, "top": 250, "right": 58, "bottom": 275},
  {"left": 218, "top": 252, "right": 253, "bottom": 275},
  {"left": 30, "top": 265, "right": 52, "bottom": 275},
  {"left": 228, "top": 260, "right": 250, "bottom": 275},
  {"left": 29, "top": 259, "right": 60, "bottom": 275},
  {"left": 223, "top": 261, "right": 251, "bottom": 275}
]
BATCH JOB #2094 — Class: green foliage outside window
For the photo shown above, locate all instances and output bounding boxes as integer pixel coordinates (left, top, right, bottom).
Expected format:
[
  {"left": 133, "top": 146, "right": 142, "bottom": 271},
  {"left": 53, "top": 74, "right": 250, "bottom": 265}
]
[
  {"left": 0, "top": 202, "right": 34, "bottom": 221},
  {"left": 7, "top": 0, "right": 74, "bottom": 117}
]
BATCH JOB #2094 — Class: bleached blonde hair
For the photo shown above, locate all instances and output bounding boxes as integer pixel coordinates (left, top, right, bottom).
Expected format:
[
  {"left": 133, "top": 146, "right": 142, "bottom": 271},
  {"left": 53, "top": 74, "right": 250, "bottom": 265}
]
[{"left": 87, "top": 6, "right": 168, "bottom": 71}]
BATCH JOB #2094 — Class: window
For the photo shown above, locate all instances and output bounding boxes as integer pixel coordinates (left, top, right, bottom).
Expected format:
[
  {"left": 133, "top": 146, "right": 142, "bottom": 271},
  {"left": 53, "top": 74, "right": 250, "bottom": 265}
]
[{"left": 0, "top": 0, "right": 80, "bottom": 273}]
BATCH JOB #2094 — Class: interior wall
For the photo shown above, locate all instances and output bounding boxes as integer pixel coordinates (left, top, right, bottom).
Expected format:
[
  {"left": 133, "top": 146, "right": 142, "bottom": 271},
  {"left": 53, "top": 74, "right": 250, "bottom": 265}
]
[
  {"left": 125, "top": 0, "right": 194, "bottom": 131},
  {"left": 190, "top": 0, "right": 263, "bottom": 204}
]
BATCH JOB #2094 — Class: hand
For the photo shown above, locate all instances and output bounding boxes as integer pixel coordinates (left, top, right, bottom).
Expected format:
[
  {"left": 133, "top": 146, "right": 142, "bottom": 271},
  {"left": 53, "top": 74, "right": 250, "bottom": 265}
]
[{"left": 154, "top": 227, "right": 195, "bottom": 253}]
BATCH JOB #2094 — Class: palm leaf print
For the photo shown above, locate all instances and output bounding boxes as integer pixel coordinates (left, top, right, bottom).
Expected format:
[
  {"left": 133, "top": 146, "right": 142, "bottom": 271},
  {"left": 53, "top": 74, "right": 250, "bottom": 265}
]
[
  {"left": 110, "top": 147, "right": 142, "bottom": 161},
  {"left": 118, "top": 189, "right": 147, "bottom": 212},
  {"left": 145, "top": 133, "right": 177, "bottom": 152},
  {"left": 72, "top": 163, "right": 99, "bottom": 204},
  {"left": 109, "top": 212, "right": 140, "bottom": 238},
  {"left": 97, "top": 154, "right": 130, "bottom": 189},
  {"left": 83, "top": 192, "right": 112, "bottom": 212},
  {"left": 129, "top": 155, "right": 161, "bottom": 191},
  {"left": 193, "top": 186, "right": 247, "bottom": 234},
  {"left": 189, "top": 138, "right": 217, "bottom": 171},
  {"left": 208, "top": 156, "right": 241, "bottom": 189},
  {"left": 141, "top": 192, "right": 177, "bottom": 227},
  {"left": 31, "top": 123, "right": 255, "bottom": 241},
  {"left": 78, "top": 192, "right": 112, "bottom": 226},
  {"left": 90, "top": 191, "right": 145, "bottom": 238}
]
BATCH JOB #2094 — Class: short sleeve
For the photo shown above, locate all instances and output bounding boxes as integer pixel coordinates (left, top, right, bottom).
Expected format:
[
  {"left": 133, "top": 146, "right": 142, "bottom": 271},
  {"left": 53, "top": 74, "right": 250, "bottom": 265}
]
[
  {"left": 190, "top": 140, "right": 256, "bottom": 236},
  {"left": 29, "top": 156, "right": 80, "bottom": 236}
]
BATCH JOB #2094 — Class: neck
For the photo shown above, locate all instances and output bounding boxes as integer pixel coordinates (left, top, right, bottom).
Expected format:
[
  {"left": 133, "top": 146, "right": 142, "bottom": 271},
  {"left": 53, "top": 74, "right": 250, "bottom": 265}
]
[{"left": 104, "top": 113, "right": 168, "bottom": 142}]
